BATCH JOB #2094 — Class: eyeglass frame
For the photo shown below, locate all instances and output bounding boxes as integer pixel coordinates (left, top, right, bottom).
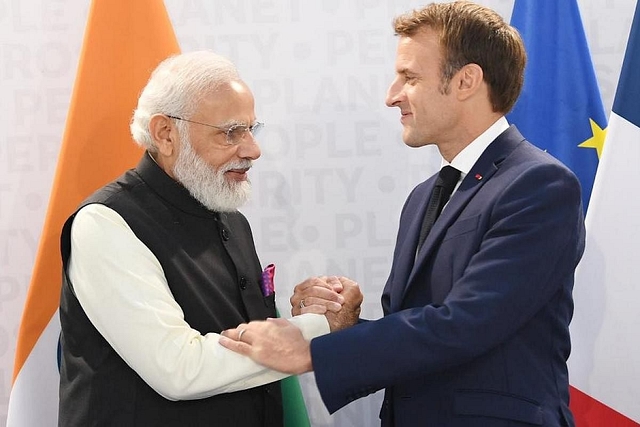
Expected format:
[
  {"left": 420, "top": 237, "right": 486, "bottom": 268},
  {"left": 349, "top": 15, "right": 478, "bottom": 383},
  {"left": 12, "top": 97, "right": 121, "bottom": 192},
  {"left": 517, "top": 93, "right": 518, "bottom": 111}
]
[{"left": 165, "top": 114, "right": 264, "bottom": 146}]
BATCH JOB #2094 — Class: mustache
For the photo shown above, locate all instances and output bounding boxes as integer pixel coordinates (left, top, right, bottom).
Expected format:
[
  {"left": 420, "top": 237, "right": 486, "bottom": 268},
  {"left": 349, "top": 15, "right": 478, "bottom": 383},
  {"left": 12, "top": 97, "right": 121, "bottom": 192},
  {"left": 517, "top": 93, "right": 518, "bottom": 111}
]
[{"left": 219, "top": 159, "right": 253, "bottom": 173}]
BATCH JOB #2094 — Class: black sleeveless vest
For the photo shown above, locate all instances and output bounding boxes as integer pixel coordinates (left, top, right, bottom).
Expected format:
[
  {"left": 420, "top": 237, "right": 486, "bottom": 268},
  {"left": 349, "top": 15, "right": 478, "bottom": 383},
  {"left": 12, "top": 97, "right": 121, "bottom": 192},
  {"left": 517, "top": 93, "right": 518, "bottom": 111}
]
[{"left": 59, "top": 153, "right": 283, "bottom": 426}]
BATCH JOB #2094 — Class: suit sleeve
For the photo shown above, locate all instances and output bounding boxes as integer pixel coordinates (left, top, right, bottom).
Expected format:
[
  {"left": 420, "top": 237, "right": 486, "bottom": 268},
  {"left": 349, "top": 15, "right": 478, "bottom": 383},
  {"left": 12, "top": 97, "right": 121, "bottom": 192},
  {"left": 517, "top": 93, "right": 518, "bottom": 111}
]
[{"left": 310, "top": 160, "right": 584, "bottom": 413}]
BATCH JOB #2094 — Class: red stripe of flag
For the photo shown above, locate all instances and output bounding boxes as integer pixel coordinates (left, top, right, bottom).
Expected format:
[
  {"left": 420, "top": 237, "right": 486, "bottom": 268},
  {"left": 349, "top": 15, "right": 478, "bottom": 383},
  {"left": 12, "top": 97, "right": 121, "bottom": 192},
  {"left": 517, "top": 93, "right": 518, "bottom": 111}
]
[{"left": 570, "top": 387, "right": 640, "bottom": 426}]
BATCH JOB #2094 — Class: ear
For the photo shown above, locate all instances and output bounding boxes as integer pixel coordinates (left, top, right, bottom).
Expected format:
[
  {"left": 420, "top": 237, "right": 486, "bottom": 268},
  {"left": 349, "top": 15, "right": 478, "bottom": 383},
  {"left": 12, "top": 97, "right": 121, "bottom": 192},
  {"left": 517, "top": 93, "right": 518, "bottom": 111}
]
[
  {"left": 148, "top": 114, "right": 177, "bottom": 157},
  {"left": 455, "top": 63, "right": 484, "bottom": 101}
]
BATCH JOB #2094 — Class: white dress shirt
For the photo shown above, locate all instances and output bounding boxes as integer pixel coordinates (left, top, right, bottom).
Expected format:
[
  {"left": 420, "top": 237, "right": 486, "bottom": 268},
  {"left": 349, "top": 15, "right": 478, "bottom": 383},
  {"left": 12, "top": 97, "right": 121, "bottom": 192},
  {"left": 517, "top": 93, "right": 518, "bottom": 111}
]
[
  {"left": 68, "top": 203, "right": 329, "bottom": 401},
  {"left": 444, "top": 116, "right": 510, "bottom": 196}
]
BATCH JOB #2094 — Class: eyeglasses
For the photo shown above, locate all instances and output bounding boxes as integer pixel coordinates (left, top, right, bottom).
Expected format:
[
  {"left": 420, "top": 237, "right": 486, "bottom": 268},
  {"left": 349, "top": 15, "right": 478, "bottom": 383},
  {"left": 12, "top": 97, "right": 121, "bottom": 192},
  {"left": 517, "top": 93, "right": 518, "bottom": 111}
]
[{"left": 166, "top": 115, "right": 264, "bottom": 146}]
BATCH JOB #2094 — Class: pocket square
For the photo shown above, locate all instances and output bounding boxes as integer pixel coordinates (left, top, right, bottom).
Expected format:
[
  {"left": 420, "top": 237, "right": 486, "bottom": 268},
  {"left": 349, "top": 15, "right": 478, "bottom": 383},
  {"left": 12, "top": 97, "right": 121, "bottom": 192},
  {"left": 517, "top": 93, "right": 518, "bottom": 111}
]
[{"left": 260, "top": 264, "right": 275, "bottom": 297}]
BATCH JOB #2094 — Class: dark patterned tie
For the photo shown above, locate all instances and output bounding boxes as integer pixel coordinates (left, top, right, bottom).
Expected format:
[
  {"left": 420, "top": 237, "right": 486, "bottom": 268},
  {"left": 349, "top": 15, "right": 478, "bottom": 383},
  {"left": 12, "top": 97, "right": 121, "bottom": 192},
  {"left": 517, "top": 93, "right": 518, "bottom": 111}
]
[{"left": 417, "top": 165, "right": 461, "bottom": 249}]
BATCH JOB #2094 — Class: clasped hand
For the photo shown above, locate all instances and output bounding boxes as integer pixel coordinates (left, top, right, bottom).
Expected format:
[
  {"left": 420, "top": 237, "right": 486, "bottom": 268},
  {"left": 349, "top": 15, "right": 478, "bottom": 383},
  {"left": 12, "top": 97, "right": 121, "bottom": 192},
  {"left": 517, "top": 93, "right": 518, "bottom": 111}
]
[
  {"left": 291, "top": 276, "right": 362, "bottom": 332},
  {"left": 219, "top": 276, "right": 363, "bottom": 373}
]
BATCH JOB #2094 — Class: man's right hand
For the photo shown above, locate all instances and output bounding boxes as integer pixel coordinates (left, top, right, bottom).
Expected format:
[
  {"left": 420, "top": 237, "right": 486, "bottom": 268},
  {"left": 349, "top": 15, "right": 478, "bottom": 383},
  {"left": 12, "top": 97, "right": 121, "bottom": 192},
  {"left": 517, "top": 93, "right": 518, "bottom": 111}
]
[
  {"left": 290, "top": 276, "right": 362, "bottom": 332},
  {"left": 290, "top": 276, "right": 343, "bottom": 316},
  {"left": 325, "top": 277, "right": 362, "bottom": 331}
]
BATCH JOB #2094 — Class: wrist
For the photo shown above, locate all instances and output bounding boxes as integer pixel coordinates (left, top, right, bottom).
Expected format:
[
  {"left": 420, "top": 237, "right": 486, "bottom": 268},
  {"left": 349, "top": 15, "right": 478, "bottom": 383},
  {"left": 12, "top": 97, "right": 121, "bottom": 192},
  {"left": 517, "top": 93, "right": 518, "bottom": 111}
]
[{"left": 297, "top": 343, "right": 313, "bottom": 374}]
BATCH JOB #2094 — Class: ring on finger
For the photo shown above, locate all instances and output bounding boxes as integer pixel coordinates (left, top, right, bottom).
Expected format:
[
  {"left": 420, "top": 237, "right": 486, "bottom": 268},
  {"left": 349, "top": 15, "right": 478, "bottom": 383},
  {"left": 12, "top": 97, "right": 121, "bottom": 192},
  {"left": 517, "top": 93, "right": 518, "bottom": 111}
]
[
  {"left": 238, "top": 329, "right": 246, "bottom": 341},
  {"left": 299, "top": 299, "right": 305, "bottom": 309}
]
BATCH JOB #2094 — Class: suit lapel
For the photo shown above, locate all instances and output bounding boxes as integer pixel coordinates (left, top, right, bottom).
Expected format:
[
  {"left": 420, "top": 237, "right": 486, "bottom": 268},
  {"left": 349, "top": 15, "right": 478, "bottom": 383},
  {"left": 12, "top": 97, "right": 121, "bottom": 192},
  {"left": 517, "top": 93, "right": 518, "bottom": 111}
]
[
  {"left": 396, "top": 126, "right": 525, "bottom": 308},
  {"left": 387, "top": 182, "right": 436, "bottom": 311}
]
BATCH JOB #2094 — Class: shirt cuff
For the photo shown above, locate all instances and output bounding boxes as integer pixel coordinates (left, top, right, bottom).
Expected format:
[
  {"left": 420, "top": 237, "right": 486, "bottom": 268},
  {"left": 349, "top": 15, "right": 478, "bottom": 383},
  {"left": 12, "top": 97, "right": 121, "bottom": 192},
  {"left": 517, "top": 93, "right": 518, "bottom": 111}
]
[{"left": 288, "top": 313, "right": 330, "bottom": 341}]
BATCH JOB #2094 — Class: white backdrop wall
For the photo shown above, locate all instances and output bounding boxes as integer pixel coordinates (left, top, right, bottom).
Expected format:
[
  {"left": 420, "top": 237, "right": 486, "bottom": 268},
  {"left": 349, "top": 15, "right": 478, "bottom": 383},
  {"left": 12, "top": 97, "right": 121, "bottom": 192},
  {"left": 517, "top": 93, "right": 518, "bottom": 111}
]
[{"left": 0, "top": 0, "right": 635, "bottom": 425}]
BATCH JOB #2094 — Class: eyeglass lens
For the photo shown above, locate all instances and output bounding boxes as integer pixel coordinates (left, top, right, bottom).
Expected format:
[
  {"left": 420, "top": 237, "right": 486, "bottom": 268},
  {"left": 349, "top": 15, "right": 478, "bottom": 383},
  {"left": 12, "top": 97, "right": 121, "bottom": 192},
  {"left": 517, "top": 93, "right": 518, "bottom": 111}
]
[{"left": 227, "top": 123, "right": 263, "bottom": 144}]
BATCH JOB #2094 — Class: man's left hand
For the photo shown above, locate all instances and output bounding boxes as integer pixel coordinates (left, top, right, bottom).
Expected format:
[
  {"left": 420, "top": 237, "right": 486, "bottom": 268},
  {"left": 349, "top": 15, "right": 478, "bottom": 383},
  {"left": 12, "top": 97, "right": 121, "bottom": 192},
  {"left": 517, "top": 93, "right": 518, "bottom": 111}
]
[{"left": 219, "top": 318, "right": 313, "bottom": 375}]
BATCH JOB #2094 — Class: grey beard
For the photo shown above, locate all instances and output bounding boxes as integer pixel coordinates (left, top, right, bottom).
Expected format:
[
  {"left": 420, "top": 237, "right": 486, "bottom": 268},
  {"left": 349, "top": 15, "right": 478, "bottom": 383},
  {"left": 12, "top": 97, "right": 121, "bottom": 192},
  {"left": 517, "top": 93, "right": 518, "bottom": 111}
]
[{"left": 173, "top": 137, "right": 252, "bottom": 212}]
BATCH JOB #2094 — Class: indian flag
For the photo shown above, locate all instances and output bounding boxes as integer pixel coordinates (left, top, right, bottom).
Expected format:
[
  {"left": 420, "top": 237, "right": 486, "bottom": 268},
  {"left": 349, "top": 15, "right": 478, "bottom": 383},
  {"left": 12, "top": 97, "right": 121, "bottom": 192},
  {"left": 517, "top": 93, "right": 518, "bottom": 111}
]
[
  {"left": 7, "top": 1, "right": 179, "bottom": 424},
  {"left": 7, "top": 1, "right": 311, "bottom": 425}
]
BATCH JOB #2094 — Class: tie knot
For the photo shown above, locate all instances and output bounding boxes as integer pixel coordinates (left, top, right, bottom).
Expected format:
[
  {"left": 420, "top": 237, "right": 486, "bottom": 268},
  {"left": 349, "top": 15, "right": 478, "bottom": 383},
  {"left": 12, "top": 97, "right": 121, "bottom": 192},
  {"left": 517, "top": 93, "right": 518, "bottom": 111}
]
[{"left": 438, "top": 165, "right": 461, "bottom": 190}]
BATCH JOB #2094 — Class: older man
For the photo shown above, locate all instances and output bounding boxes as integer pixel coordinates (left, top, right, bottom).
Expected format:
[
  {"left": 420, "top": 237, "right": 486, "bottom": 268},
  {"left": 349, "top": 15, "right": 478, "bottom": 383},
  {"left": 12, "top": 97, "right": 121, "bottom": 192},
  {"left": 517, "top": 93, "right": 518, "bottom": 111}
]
[{"left": 58, "top": 51, "right": 325, "bottom": 427}]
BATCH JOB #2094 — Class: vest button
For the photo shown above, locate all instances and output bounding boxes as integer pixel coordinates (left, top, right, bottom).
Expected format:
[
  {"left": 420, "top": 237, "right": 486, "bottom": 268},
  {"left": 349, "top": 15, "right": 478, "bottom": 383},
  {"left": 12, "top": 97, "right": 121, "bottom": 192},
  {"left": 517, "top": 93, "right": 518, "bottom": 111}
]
[
  {"left": 239, "top": 277, "right": 247, "bottom": 290},
  {"left": 221, "top": 229, "right": 229, "bottom": 241}
]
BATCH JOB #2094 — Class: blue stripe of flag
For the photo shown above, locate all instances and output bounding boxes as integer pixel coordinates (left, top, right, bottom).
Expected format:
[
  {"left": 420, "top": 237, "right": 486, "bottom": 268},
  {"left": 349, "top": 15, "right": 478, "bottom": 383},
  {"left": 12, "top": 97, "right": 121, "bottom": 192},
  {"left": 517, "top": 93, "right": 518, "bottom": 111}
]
[{"left": 612, "top": 1, "right": 640, "bottom": 128}]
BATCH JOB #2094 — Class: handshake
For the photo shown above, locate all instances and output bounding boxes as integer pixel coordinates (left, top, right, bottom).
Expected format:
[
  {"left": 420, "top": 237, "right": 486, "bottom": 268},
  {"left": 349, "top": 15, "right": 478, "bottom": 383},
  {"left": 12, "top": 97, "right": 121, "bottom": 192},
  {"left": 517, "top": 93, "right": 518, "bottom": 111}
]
[
  {"left": 219, "top": 276, "right": 363, "bottom": 374},
  {"left": 290, "top": 276, "right": 363, "bottom": 332}
]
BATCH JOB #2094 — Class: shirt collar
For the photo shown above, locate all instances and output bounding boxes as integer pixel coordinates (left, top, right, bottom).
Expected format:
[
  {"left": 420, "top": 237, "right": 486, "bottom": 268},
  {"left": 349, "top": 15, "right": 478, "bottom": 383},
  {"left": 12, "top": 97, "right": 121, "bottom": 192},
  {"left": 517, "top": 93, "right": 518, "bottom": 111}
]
[{"left": 441, "top": 116, "right": 510, "bottom": 178}]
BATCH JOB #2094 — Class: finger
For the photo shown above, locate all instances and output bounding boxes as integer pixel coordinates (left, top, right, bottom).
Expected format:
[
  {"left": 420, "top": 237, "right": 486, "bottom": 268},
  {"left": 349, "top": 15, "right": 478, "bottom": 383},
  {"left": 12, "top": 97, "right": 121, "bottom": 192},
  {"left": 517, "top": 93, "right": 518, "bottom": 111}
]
[
  {"left": 326, "top": 276, "right": 344, "bottom": 293},
  {"left": 300, "top": 304, "right": 328, "bottom": 315},
  {"left": 291, "top": 282, "right": 342, "bottom": 313},
  {"left": 221, "top": 328, "right": 242, "bottom": 342},
  {"left": 306, "top": 285, "right": 345, "bottom": 303},
  {"left": 340, "top": 280, "right": 364, "bottom": 307},
  {"left": 290, "top": 293, "right": 301, "bottom": 312},
  {"left": 338, "top": 276, "right": 358, "bottom": 288},
  {"left": 218, "top": 335, "right": 253, "bottom": 356},
  {"left": 339, "top": 277, "right": 360, "bottom": 293},
  {"left": 294, "top": 277, "right": 333, "bottom": 293},
  {"left": 301, "top": 296, "right": 342, "bottom": 312},
  {"left": 292, "top": 294, "right": 340, "bottom": 316},
  {"left": 221, "top": 323, "right": 250, "bottom": 341},
  {"left": 290, "top": 286, "right": 304, "bottom": 311},
  {"left": 291, "top": 296, "right": 308, "bottom": 316}
]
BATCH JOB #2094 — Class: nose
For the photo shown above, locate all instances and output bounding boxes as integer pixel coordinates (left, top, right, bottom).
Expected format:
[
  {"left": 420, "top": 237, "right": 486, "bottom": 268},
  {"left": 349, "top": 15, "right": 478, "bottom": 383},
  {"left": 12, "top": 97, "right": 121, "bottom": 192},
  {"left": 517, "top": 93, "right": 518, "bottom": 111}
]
[
  {"left": 237, "top": 132, "right": 261, "bottom": 160},
  {"left": 385, "top": 77, "right": 402, "bottom": 107}
]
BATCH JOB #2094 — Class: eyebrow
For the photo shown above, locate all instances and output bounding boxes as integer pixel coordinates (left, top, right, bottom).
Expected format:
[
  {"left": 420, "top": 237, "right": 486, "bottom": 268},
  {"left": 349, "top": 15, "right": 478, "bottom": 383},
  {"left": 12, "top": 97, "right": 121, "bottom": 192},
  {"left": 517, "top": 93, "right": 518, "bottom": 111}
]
[
  {"left": 397, "top": 68, "right": 417, "bottom": 77},
  {"left": 217, "top": 119, "right": 248, "bottom": 129}
]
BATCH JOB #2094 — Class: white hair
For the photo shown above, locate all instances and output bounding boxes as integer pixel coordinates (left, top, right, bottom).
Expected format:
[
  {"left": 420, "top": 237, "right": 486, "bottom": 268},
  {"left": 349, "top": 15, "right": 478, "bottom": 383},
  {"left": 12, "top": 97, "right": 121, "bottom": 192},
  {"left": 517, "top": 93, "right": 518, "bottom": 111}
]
[{"left": 130, "top": 51, "right": 240, "bottom": 152}]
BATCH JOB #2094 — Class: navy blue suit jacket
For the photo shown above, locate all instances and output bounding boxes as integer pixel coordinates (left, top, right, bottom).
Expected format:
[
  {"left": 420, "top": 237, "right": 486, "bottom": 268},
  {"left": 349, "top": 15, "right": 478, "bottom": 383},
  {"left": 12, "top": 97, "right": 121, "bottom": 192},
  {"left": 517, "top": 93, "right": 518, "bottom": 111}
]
[{"left": 310, "top": 126, "right": 585, "bottom": 426}]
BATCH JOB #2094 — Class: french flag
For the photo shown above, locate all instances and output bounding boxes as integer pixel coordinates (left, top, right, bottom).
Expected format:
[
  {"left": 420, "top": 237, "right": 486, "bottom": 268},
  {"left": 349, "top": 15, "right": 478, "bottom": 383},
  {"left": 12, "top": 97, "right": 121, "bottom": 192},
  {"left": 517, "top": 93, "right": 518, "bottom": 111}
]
[{"left": 568, "top": 1, "right": 640, "bottom": 425}]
